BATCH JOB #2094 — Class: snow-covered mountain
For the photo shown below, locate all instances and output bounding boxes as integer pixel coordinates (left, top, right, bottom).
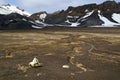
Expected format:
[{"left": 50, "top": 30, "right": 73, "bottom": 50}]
[
  {"left": 0, "top": 4, "right": 31, "bottom": 17},
  {"left": 31, "top": 1, "right": 120, "bottom": 27},
  {"left": 0, "top": 4, "right": 46, "bottom": 29}
]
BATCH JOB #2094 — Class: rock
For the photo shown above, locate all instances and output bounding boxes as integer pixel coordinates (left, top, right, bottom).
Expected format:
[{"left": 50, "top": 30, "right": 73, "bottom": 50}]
[
  {"left": 62, "top": 65, "right": 70, "bottom": 69},
  {"left": 29, "top": 57, "right": 42, "bottom": 67},
  {"left": 37, "top": 73, "right": 42, "bottom": 76}
]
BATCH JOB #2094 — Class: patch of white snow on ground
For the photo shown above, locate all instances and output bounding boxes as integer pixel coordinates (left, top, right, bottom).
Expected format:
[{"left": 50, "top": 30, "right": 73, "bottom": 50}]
[
  {"left": 71, "top": 23, "right": 79, "bottom": 27},
  {"left": 32, "top": 25, "right": 43, "bottom": 29},
  {"left": 98, "top": 11, "right": 119, "bottom": 27},
  {"left": 35, "top": 20, "right": 48, "bottom": 26},
  {"left": 65, "top": 20, "right": 79, "bottom": 27},
  {"left": 112, "top": 13, "right": 120, "bottom": 23},
  {"left": 22, "top": 18, "right": 27, "bottom": 21}
]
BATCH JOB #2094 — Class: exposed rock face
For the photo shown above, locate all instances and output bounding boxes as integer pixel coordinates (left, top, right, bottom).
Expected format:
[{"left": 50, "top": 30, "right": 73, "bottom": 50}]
[
  {"left": 45, "top": 12, "right": 67, "bottom": 24},
  {"left": 79, "top": 10, "right": 104, "bottom": 27},
  {"left": 32, "top": 1, "right": 120, "bottom": 27},
  {"left": 0, "top": 13, "right": 45, "bottom": 29},
  {"left": 0, "top": 13, "right": 31, "bottom": 29}
]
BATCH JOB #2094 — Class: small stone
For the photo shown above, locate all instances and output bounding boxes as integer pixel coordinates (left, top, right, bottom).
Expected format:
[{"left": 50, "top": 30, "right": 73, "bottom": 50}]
[
  {"left": 37, "top": 73, "right": 42, "bottom": 76},
  {"left": 62, "top": 65, "right": 70, "bottom": 69},
  {"left": 70, "top": 73, "right": 75, "bottom": 76},
  {"left": 24, "top": 74, "right": 28, "bottom": 77}
]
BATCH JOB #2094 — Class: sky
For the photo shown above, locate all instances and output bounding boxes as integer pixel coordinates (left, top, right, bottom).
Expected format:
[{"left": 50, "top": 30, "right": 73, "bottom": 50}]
[{"left": 0, "top": 0, "right": 120, "bottom": 13}]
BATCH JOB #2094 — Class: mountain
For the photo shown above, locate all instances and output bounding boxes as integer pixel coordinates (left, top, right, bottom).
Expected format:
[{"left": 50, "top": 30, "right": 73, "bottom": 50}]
[
  {"left": 1, "top": 1, "right": 120, "bottom": 29},
  {"left": 0, "top": 4, "right": 45, "bottom": 29},
  {"left": 31, "top": 1, "right": 120, "bottom": 27},
  {"left": 0, "top": 4, "right": 31, "bottom": 17},
  {"left": 30, "top": 11, "right": 47, "bottom": 22}
]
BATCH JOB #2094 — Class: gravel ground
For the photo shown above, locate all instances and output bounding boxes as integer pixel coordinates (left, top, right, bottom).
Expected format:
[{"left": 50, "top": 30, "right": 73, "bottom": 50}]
[{"left": 0, "top": 28, "right": 120, "bottom": 80}]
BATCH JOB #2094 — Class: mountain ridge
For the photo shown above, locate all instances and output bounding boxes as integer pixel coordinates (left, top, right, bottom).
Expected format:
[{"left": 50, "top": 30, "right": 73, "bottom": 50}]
[
  {"left": 0, "top": 1, "right": 120, "bottom": 29},
  {"left": 31, "top": 0, "right": 120, "bottom": 27}
]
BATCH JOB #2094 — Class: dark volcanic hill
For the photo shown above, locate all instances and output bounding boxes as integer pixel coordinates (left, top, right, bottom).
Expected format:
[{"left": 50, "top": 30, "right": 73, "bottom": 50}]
[{"left": 31, "top": 1, "right": 120, "bottom": 27}]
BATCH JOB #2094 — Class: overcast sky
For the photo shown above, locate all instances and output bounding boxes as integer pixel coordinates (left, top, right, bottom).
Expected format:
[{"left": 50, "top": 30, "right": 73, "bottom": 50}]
[{"left": 0, "top": 0, "right": 120, "bottom": 13}]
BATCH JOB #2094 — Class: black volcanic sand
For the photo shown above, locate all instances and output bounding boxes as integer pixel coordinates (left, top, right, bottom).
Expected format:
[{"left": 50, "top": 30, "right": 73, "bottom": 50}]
[{"left": 0, "top": 28, "right": 120, "bottom": 80}]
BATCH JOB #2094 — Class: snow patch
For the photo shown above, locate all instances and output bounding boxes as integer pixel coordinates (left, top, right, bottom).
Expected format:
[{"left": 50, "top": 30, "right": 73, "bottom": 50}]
[
  {"left": 65, "top": 20, "right": 79, "bottom": 27},
  {"left": 67, "top": 16, "right": 73, "bottom": 18},
  {"left": 112, "top": 13, "right": 120, "bottom": 23},
  {"left": 89, "top": 25, "right": 115, "bottom": 27},
  {"left": 67, "top": 16, "right": 79, "bottom": 19},
  {"left": 29, "top": 21, "right": 34, "bottom": 23},
  {"left": 82, "top": 10, "right": 94, "bottom": 18},
  {"left": 85, "top": 9, "right": 89, "bottom": 12},
  {"left": 32, "top": 25, "right": 43, "bottom": 29},
  {"left": 22, "top": 18, "right": 27, "bottom": 21},
  {"left": 68, "top": 11, "right": 72, "bottom": 13},
  {"left": 98, "top": 11, "right": 119, "bottom": 26},
  {"left": 71, "top": 23, "right": 79, "bottom": 27},
  {"left": 35, "top": 20, "right": 48, "bottom": 26},
  {"left": 39, "top": 13, "right": 47, "bottom": 21},
  {"left": 35, "top": 20, "right": 43, "bottom": 24},
  {"left": 77, "top": 10, "right": 94, "bottom": 22}
]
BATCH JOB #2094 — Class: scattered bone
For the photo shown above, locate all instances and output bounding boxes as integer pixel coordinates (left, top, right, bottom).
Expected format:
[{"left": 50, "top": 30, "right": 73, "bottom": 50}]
[
  {"left": 73, "top": 47, "right": 82, "bottom": 53},
  {"left": 29, "top": 57, "right": 42, "bottom": 67},
  {"left": 76, "top": 63, "right": 87, "bottom": 72},
  {"left": 17, "top": 64, "right": 29, "bottom": 73},
  {"left": 79, "top": 35, "right": 87, "bottom": 38},
  {"left": 5, "top": 53, "right": 13, "bottom": 58},
  {"left": 45, "top": 53, "right": 54, "bottom": 56}
]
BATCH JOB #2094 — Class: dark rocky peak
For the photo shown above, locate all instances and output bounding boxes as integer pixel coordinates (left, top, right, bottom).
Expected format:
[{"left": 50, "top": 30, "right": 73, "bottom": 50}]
[
  {"left": 51, "top": 10, "right": 62, "bottom": 15},
  {"left": 65, "top": 4, "right": 98, "bottom": 17},
  {"left": 102, "top": 0, "right": 117, "bottom": 5},
  {"left": 98, "top": 0, "right": 119, "bottom": 12},
  {"left": 66, "top": 6, "right": 75, "bottom": 12},
  {"left": 3, "top": 4, "right": 11, "bottom": 6},
  {"left": 65, "top": 0, "right": 120, "bottom": 15}
]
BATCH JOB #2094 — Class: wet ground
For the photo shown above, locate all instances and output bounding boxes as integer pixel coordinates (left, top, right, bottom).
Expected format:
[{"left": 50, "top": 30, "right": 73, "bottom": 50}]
[{"left": 0, "top": 28, "right": 120, "bottom": 80}]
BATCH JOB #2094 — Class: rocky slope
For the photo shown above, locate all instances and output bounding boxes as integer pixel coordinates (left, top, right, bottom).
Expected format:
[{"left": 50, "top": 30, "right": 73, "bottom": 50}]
[{"left": 31, "top": 1, "right": 120, "bottom": 27}]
